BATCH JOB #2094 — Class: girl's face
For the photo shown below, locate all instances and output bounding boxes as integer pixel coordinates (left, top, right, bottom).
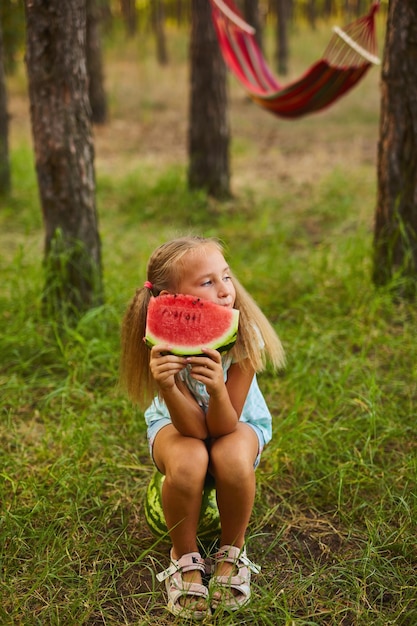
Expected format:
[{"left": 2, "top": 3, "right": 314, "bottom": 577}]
[{"left": 176, "top": 245, "right": 236, "bottom": 309}]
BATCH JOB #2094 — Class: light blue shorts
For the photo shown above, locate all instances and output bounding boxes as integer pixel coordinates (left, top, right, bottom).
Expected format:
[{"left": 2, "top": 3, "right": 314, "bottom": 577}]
[{"left": 147, "top": 418, "right": 265, "bottom": 470}]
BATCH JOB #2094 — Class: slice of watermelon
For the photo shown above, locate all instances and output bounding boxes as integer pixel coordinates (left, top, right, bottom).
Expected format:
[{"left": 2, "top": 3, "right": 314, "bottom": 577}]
[{"left": 145, "top": 293, "right": 239, "bottom": 356}]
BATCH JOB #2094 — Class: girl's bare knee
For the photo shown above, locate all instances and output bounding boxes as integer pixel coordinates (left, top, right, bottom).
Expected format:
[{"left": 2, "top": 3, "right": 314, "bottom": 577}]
[
  {"left": 209, "top": 438, "right": 254, "bottom": 482},
  {"left": 165, "top": 439, "right": 209, "bottom": 488}
]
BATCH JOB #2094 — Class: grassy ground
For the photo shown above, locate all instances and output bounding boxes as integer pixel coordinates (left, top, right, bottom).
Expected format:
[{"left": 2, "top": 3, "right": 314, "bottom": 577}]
[{"left": 1, "top": 13, "right": 417, "bottom": 626}]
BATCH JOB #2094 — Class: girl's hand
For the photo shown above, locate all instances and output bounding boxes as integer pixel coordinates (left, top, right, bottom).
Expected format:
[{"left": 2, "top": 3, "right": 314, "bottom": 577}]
[
  {"left": 149, "top": 344, "right": 187, "bottom": 392},
  {"left": 186, "top": 348, "right": 225, "bottom": 396}
]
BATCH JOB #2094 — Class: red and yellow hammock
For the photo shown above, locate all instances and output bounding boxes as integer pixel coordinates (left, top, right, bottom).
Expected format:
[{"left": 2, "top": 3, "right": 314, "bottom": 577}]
[{"left": 210, "top": 0, "right": 380, "bottom": 119}]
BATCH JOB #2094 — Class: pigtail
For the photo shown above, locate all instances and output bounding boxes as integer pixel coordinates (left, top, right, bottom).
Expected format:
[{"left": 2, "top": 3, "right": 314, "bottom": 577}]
[
  {"left": 231, "top": 276, "right": 285, "bottom": 372},
  {"left": 119, "top": 285, "right": 157, "bottom": 407}
]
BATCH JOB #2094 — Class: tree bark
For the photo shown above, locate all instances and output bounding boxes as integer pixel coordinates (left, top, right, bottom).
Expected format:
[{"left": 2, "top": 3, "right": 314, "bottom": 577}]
[
  {"left": 373, "top": 0, "right": 417, "bottom": 298},
  {"left": 244, "top": 0, "right": 263, "bottom": 52},
  {"left": 0, "top": 19, "right": 10, "bottom": 195},
  {"left": 24, "top": 0, "right": 103, "bottom": 317},
  {"left": 87, "top": 0, "right": 107, "bottom": 124},
  {"left": 307, "top": 0, "right": 317, "bottom": 29},
  {"left": 276, "top": 0, "right": 289, "bottom": 75},
  {"left": 0, "top": 0, "right": 25, "bottom": 75},
  {"left": 120, "top": 0, "right": 136, "bottom": 37},
  {"left": 188, "top": 0, "right": 230, "bottom": 199},
  {"left": 323, "top": 0, "right": 334, "bottom": 18},
  {"left": 152, "top": 0, "right": 169, "bottom": 65}
]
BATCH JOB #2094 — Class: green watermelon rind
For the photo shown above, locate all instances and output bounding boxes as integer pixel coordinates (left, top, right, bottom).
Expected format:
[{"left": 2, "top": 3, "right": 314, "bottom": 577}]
[
  {"left": 144, "top": 294, "right": 239, "bottom": 356},
  {"left": 144, "top": 331, "right": 238, "bottom": 356},
  {"left": 144, "top": 471, "right": 221, "bottom": 542}
]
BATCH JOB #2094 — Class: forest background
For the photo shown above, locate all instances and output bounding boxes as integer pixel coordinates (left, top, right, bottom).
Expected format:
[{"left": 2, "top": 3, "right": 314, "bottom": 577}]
[{"left": 1, "top": 1, "right": 416, "bottom": 625}]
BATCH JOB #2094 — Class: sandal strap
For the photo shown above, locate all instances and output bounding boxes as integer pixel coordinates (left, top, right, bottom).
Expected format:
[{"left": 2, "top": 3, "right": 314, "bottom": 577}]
[
  {"left": 209, "top": 545, "right": 259, "bottom": 610},
  {"left": 215, "top": 545, "right": 261, "bottom": 574},
  {"left": 211, "top": 573, "right": 251, "bottom": 596},
  {"left": 156, "top": 551, "right": 206, "bottom": 582}
]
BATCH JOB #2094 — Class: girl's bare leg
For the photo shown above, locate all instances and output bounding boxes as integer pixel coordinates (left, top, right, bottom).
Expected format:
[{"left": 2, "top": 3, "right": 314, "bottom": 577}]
[
  {"left": 153, "top": 425, "right": 210, "bottom": 609},
  {"left": 209, "top": 423, "right": 258, "bottom": 589}
]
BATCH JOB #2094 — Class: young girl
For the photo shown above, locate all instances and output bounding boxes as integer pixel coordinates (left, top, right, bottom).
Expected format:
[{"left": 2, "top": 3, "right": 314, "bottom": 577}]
[{"left": 120, "top": 236, "right": 285, "bottom": 620}]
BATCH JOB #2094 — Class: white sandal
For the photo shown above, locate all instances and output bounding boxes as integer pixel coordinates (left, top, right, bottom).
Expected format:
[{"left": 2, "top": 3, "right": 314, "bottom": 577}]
[
  {"left": 209, "top": 545, "right": 260, "bottom": 611},
  {"left": 156, "top": 550, "right": 210, "bottom": 620}
]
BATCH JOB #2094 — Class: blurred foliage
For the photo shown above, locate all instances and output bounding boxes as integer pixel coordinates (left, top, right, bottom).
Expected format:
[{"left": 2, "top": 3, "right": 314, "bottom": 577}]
[{"left": 0, "top": 0, "right": 25, "bottom": 74}]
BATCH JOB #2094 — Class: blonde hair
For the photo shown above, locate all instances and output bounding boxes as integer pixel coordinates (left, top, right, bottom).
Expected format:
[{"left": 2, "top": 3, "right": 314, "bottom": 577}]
[{"left": 119, "top": 236, "right": 285, "bottom": 407}]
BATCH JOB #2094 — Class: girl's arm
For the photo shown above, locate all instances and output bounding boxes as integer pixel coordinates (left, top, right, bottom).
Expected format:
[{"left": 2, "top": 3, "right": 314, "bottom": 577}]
[
  {"left": 187, "top": 349, "right": 255, "bottom": 438},
  {"left": 149, "top": 345, "right": 208, "bottom": 439}
]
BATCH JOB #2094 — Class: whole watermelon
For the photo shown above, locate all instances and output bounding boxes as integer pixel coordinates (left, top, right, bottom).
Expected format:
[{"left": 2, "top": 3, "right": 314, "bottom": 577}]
[{"left": 144, "top": 471, "right": 220, "bottom": 542}]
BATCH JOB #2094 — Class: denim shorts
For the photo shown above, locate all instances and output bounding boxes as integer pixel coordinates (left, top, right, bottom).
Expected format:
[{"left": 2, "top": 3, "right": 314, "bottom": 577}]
[{"left": 147, "top": 418, "right": 265, "bottom": 470}]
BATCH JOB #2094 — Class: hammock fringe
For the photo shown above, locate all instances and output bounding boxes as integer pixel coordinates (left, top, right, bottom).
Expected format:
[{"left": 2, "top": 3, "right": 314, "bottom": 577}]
[{"left": 331, "top": 26, "right": 381, "bottom": 66}]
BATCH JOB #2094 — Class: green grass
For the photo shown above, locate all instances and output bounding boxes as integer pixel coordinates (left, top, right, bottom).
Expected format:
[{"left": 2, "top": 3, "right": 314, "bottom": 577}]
[
  {"left": 1, "top": 15, "right": 416, "bottom": 626},
  {"left": 2, "top": 160, "right": 416, "bottom": 625}
]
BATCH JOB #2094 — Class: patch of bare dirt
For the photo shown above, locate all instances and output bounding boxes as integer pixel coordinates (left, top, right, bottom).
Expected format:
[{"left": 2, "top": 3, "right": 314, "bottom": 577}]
[{"left": 9, "top": 53, "right": 380, "bottom": 197}]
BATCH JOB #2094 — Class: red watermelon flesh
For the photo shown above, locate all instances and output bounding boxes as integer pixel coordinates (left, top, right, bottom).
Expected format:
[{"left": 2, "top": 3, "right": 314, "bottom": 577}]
[{"left": 145, "top": 293, "right": 239, "bottom": 356}]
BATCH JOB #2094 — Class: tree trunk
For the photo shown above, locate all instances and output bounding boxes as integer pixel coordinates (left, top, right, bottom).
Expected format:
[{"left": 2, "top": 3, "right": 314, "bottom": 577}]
[
  {"left": 276, "top": 0, "right": 289, "bottom": 75},
  {"left": 87, "top": 0, "right": 107, "bottom": 124},
  {"left": 243, "top": 0, "right": 263, "bottom": 52},
  {"left": 97, "top": 0, "right": 113, "bottom": 34},
  {"left": 307, "top": 0, "right": 317, "bottom": 29},
  {"left": 24, "top": 0, "right": 103, "bottom": 317},
  {"left": 152, "top": 0, "right": 169, "bottom": 65},
  {"left": 176, "top": 0, "right": 189, "bottom": 25},
  {"left": 0, "top": 0, "right": 25, "bottom": 75},
  {"left": 373, "top": 0, "right": 417, "bottom": 298},
  {"left": 0, "top": 19, "right": 10, "bottom": 195},
  {"left": 120, "top": 0, "right": 136, "bottom": 37},
  {"left": 356, "top": 0, "right": 365, "bottom": 18},
  {"left": 324, "top": 0, "right": 334, "bottom": 18},
  {"left": 188, "top": 0, "right": 230, "bottom": 199}
]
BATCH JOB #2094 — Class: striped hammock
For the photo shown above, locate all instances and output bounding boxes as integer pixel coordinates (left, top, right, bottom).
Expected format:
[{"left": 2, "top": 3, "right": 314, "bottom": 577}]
[{"left": 210, "top": 0, "right": 380, "bottom": 119}]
